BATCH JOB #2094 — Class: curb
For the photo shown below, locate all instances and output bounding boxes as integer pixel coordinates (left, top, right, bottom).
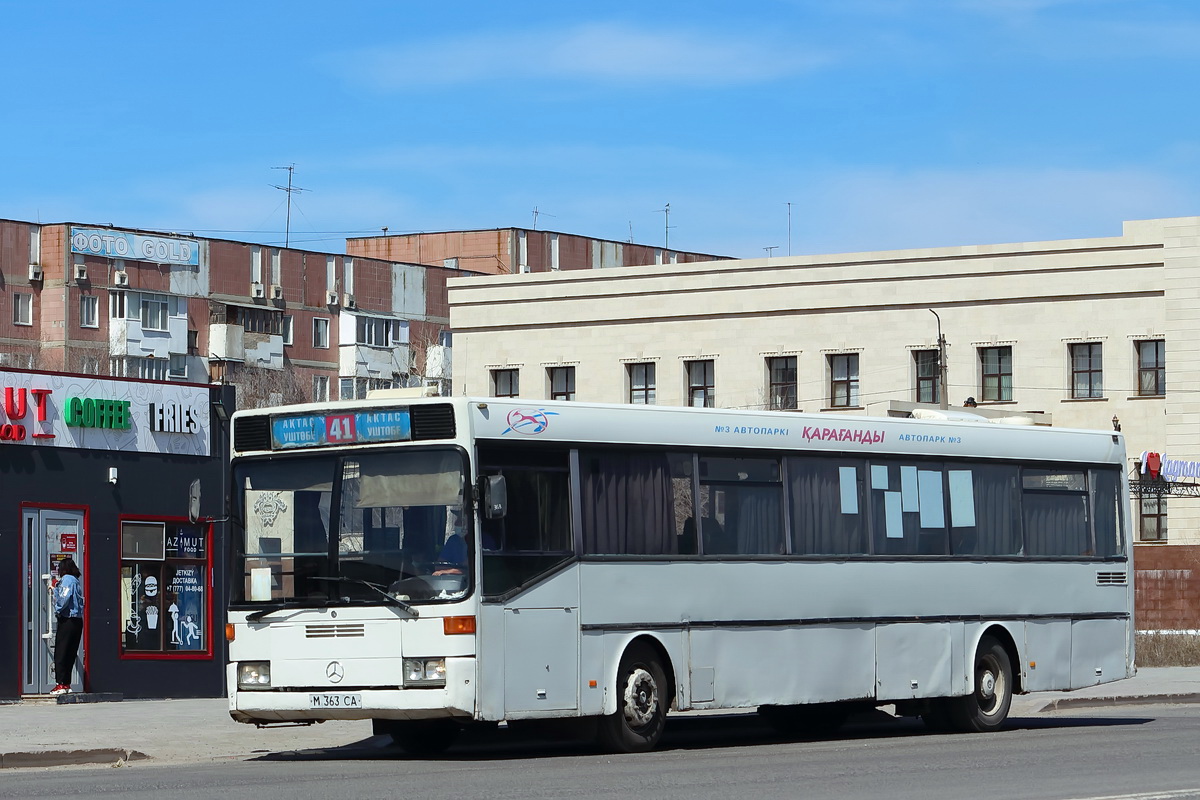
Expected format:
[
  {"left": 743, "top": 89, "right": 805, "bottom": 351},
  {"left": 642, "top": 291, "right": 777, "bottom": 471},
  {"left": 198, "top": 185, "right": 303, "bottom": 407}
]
[
  {"left": 0, "top": 748, "right": 149, "bottom": 769},
  {"left": 1033, "top": 692, "right": 1200, "bottom": 712}
]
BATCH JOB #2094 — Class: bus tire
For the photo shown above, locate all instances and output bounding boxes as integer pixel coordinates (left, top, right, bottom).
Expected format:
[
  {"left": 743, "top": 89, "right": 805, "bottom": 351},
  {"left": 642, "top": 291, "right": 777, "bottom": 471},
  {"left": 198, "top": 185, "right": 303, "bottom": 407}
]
[
  {"left": 948, "top": 636, "right": 1013, "bottom": 732},
  {"left": 598, "top": 644, "right": 668, "bottom": 753},
  {"left": 378, "top": 718, "right": 463, "bottom": 755}
]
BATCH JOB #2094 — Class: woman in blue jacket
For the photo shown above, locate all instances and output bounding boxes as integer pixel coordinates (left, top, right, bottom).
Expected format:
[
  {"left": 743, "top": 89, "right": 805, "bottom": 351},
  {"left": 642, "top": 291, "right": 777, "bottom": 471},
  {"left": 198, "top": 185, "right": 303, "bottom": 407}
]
[{"left": 52, "top": 557, "right": 84, "bottom": 695}]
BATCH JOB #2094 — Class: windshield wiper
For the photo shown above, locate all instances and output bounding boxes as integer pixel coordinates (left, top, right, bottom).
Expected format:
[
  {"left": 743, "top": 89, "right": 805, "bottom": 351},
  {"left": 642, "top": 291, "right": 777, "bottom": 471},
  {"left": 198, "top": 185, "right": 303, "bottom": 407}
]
[
  {"left": 309, "top": 576, "right": 419, "bottom": 618},
  {"left": 246, "top": 599, "right": 328, "bottom": 623}
]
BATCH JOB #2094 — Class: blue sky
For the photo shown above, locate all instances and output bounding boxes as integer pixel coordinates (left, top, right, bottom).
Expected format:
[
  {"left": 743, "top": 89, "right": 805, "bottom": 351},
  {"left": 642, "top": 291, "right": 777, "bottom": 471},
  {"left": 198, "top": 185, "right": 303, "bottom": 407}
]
[{"left": 3, "top": 0, "right": 1199, "bottom": 258}]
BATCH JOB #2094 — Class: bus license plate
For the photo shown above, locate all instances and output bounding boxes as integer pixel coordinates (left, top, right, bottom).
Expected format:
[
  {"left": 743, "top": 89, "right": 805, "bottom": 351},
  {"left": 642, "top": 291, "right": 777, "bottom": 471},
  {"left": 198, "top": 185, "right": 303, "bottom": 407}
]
[{"left": 309, "top": 693, "right": 362, "bottom": 709}]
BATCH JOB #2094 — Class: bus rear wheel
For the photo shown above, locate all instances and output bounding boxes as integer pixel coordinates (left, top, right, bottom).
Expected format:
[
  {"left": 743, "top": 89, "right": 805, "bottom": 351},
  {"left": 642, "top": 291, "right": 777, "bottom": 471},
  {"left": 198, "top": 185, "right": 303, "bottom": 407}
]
[
  {"left": 948, "top": 635, "right": 1013, "bottom": 732},
  {"left": 376, "top": 718, "right": 463, "bottom": 755},
  {"left": 598, "top": 644, "right": 668, "bottom": 753}
]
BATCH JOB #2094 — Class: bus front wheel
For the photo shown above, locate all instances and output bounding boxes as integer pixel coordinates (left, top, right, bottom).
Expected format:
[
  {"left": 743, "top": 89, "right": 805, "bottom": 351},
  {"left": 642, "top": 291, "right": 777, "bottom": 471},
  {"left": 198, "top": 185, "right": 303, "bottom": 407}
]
[
  {"left": 948, "top": 636, "right": 1013, "bottom": 732},
  {"left": 598, "top": 645, "right": 668, "bottom": 753}
]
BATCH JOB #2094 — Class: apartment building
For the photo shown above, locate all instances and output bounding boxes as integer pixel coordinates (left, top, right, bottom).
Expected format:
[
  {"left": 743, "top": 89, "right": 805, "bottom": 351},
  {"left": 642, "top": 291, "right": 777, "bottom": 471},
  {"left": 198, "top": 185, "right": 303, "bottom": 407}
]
[
  {"left": 0, "top": 220, "right": 469, "bottom": 406},
  {"left": 346, "top": 227, "right": 728, "bottom": 275}
]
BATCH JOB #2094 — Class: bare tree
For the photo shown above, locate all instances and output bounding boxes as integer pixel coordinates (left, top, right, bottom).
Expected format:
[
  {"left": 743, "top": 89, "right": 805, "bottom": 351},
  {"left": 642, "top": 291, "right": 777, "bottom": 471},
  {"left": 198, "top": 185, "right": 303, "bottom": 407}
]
[{"left": 226, "top": 361, "right": 306, "bottom": 410}]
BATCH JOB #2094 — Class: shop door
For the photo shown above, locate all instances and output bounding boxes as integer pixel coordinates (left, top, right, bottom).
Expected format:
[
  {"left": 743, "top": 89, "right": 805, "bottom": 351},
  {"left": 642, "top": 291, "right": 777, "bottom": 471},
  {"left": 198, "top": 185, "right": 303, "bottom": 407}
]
[{"left": 22, "top": 509, "right": 86, "bottom": 695}]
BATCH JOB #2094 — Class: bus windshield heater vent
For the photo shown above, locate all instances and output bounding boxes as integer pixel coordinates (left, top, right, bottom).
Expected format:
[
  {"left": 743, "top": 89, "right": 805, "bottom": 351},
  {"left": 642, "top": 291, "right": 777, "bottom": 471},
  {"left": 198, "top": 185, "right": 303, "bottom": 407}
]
[
  {"left": 234, "top": 416, "right": 272, "bottom": 452},
  {"left": 305, "top": 623, "right": 366, "bottom": 639},
  {"left": 1096, "top": 571, "right": 1127, "bottom": 586},
  {"left": 411, "top": 404, "right": 456, "bottom": 440}
]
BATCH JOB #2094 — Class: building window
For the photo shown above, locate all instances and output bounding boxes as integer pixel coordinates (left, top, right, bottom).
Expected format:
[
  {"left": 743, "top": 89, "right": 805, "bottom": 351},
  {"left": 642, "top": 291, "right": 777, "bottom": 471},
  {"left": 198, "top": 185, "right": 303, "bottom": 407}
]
[
  {"left": 1137, "top": 340, "right": 1165, "bottom": 397},
  {"left": 339, "top": 376, "right": 392, "bottom": 400},
  {"left": 313, "top": 318, "right": 330, "bottom": 349},
  {"left": 169, "top": 355, "right": 187, "bottom": 379},
  {"left": 767, "top": 356, "right": 797, "bottom": 410},
  {"left": 979, "top": 346, "right": 1012, "bottom": 402},
  {"left": 687, "top": 360, "right": 715, "bottom": 408},
  {"left": 13, "top": 293, "right": 32, "bottom": 326},
  {"left": 79, "top": 295, "right": 99, "bottom": 328},
  {"left": 828, "top": 353, "right": 859, "bottom": 408},
  {"left": 281, "top": 315, "right": 293, "bottom": 346},
  {"left": 313, "top": 375, "right": 330, "bottom": 402},
  {"left": 251, "top": 246, "right": 262, "bottom": 284},
  {"left": 549, "top": 366, "right": 575, "bottom": 401},
  {"left": 914, "top": 350, "right": 940, "bottom": 404},
  {"left": 492, "top": 369, "right": 519, "bottom": 398},
  {"left": 140, "top": 296, "right": 168, "bottom": 332},
  {"left": 130, "top": 357, "right": 169, "bottom": 381},
  {"left": 269, "top": 249, "right": 281, "bottom": 285},
  {"left": 110, "top": 290, "right": 126, "bottom": 320},
  {"left": 120, "top": 521, "right": 209, "bottom": 656},
  {"left": 628, "top": 362, "right": 656, "bottom": 405},
  {"left": 356, "top": 315, "right": 393, "bottom": 347},
  {"left": 1070, "top": 342, "right": 1103, "bottom": 398},
  {"left": 1140, "top": 495, "right": 1167, "bottom": 541}
]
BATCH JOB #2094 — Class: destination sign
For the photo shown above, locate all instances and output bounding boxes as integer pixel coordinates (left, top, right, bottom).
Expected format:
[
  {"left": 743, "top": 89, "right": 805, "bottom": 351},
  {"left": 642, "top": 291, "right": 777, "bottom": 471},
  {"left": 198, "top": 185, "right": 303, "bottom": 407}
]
[{"left": 270, "top": 409, "right": 411, "bottom": 449}]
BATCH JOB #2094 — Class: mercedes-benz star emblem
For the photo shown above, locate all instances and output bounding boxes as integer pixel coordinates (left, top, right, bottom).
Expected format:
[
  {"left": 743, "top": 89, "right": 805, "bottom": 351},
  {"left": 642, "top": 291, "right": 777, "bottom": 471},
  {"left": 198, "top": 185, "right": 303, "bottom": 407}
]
[{"left": 326, "top": 661, "right": 344, "bottom": 683}]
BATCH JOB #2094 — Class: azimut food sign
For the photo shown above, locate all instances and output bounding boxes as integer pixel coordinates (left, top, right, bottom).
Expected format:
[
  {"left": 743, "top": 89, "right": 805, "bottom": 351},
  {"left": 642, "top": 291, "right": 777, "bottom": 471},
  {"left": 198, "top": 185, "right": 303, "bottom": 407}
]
[
  {"left": 70, "top": 227, "right": 200, "bottom": 267},
  {"left": 0, "top": 371, "right": 211, "bottom": 456},
  {"left": 1140, "top": 451, "right": 1200, "bottom": 482}
]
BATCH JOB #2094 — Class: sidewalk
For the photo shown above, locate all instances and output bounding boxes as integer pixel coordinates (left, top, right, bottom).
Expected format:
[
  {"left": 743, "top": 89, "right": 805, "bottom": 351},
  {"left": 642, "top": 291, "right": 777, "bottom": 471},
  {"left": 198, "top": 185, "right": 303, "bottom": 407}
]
[{"left": 3, "top": 667, "right": 1199, "bottom": 769}]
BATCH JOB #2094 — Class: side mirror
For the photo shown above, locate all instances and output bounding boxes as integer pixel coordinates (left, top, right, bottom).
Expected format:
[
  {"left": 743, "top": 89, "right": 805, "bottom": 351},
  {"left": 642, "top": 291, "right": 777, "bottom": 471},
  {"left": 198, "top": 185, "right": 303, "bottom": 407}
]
[
  {"left": 188, "top": 479, "right": 201, "bottom": 524},
  {"left": 480, "top": 475, "right": 507, "bottom": 519}
]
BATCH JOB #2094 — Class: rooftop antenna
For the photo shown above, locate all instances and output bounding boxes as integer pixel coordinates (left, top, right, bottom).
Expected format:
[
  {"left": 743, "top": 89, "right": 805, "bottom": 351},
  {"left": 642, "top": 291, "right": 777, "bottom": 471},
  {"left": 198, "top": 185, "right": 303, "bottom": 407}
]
[
  {"left": 532, "top": 206, "right": 556, "bottom": 230},
  {"left": 270, "top": 164, "right": 307, "bottom": 248},
  {"left": 657, "top": 203, "right": 675, "bottom": 249},
  {"left": 628, "top": 221, "right": 634, "bottom": 243},
  {"left": 787, "top": 201, "right": 792, "bottom": 256},
  {"left": 764, "top": 246, "right": 779, "bottom": 258}
]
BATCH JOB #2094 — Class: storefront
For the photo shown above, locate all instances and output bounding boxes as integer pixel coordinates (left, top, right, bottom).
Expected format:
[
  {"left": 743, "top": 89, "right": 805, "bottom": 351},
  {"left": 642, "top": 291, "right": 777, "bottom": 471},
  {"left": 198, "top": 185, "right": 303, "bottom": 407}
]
[{"left": 0, "top": 369, "right": 233, "bottom": 699}]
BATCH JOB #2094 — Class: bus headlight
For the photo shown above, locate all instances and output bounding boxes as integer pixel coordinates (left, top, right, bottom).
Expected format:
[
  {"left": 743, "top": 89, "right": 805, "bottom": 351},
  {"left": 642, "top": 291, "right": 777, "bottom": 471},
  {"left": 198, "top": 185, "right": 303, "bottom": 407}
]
[
  {"left": 237, "top": 661, "right": 272, "bottom": 690},
  {"left": 403, "top": 658, "right": 446, "bottom": 687}
]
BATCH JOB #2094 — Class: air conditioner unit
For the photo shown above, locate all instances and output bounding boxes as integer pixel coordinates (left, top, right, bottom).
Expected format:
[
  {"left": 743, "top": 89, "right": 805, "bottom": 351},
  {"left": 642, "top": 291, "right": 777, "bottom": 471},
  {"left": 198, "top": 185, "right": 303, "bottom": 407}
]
[
  {"left": 113, "top": 270, "right": 129, "bottom": 287},
  {"left": 270, "top": 284, "right": 284, "bottom": 300},
  {"left": 28, "top": 264, "right": 43, "bottom": 281},
  {"left": 326, "top": 290, "right": 340, "bottom": 306},
  {"left": 74, "top": 264, "right": 88, "bottom": 281},
  {"left": 251, "top": 282, "right": 265, "bottom": 299},
  {"left": 343, "top": 293, "right": 356, "bottom": 309}
]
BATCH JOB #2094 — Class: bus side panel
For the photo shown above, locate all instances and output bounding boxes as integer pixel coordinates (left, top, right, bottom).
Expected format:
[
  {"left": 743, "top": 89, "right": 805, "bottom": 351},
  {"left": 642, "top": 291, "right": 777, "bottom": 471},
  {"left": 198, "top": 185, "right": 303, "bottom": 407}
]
[
  {"left": 687, "top": 625, "right": 876, "bottom": 709},
  {"left": 1024, "top": 620, "right": 1072, "bottom": 691},
  {"left": 477, "top": 603, "right": 507, "bottom": 722},
  {"left": 1071, "top": 619, "right": 1130, "bottom": 688},
  {"left": 875, "top": 622, "right": 961, "bottom": 702}
]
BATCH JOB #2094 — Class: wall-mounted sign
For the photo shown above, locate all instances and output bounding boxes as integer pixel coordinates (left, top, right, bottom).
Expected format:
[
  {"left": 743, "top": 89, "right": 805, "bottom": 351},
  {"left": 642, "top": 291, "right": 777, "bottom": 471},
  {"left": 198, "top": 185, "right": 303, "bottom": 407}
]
[
  {"left": 70, "top": 227, "right": 200, "bottom": 267},
  {"left": 0, "top": 370, "right": 210, "bottom": 456},
  {"left": 1140, "top": 451, "right": 1200, "bottom": 482}
]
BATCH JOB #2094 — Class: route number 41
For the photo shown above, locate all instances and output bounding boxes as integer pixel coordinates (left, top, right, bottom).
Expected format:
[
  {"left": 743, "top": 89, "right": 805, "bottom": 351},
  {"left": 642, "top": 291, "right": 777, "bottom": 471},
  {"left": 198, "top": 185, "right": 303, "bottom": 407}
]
[{"left": 326, "top": 414, "right": 356, "bottom": 442}]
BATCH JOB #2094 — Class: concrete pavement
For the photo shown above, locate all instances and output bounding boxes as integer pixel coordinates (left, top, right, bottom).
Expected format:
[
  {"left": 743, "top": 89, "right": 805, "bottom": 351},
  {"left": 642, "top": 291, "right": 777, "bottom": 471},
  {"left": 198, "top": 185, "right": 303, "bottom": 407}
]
[{"left": 3, "top": 667, "right": 1199, "bottom": 769}]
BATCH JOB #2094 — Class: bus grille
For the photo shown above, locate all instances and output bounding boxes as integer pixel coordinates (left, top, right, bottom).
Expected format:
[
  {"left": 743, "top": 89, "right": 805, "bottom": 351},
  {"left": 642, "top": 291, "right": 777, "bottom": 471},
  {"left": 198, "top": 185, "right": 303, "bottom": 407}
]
[
  {"left": 305, "top": 623, "right": 366, "bottom": 639},
  {"left": 412, "top": 404, "right": 456, "bottom": 440},
  {"left": 234, "top": 416, "right": 272, "bottom": 452},
  {"left": 1096, "top": 571, "right": 1127, "bottom": 586}
]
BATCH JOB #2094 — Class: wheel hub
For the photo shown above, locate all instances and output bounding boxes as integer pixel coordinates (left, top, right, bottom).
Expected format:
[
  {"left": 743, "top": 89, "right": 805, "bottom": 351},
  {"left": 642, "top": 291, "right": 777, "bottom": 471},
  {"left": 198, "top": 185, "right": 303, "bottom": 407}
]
[
  {"left": 622, "top": 667, "right": 658, "bottom": 727},
  {"left": 979, "top": 670, "right": 996, "bottom": 700}
]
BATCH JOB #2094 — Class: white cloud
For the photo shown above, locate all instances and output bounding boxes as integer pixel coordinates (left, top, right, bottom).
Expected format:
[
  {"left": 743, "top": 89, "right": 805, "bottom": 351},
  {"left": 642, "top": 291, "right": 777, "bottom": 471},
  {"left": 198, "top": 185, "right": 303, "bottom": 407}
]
[{"left": 331, "top": 23, "right": 829, "bottom": 90}]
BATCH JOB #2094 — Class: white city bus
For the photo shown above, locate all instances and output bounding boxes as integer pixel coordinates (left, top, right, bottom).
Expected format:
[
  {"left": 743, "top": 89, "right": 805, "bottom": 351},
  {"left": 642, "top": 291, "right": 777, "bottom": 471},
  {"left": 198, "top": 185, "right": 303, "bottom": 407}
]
[{"left": 225, "top": 396, "right": 1134, "bottom": 753}]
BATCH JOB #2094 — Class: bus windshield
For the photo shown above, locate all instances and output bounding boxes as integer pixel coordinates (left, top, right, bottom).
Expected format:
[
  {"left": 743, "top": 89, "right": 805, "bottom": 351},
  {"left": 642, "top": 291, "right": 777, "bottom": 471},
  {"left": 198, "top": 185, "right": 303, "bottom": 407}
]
[{"left": 231, "top": 447, "right": 470, "bottom": 606}]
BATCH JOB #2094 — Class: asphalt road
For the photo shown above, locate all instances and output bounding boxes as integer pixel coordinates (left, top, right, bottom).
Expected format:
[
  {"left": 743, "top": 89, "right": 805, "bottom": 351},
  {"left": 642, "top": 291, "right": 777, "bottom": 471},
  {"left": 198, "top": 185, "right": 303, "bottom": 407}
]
[{"left": 5, "top": 705, "right": 1199, "bottom": 800}]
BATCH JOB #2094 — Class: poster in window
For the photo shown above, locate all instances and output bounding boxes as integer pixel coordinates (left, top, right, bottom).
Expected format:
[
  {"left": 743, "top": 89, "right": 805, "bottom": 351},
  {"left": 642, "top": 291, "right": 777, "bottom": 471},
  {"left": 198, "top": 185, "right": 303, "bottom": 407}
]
[
  {"left": 122, "top": 563, "right": 164, "bottom": 651},
  {"left": 166, "top": 527, "right": 206, "bottom": 559},
  {"left": 165, "top": 564, "right": 206, "bottom": 651}
]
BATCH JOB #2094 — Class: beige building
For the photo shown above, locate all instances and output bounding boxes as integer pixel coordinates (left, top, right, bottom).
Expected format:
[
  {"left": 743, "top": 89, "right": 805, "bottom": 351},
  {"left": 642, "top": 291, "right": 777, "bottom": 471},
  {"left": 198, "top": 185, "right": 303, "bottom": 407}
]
[{"left": 450, "top": 216, "right": 1200, "bottom": 557}]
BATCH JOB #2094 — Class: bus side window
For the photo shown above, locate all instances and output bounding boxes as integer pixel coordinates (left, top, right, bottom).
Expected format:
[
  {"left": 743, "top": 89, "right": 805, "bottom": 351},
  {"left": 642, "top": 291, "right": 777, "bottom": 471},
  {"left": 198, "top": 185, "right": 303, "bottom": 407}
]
[
  {"left": 478, "top": 445, "right": 574, "bottom": 597},
  {"left": 787, "top": 456, "right": 868, "bottom": 556}
]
